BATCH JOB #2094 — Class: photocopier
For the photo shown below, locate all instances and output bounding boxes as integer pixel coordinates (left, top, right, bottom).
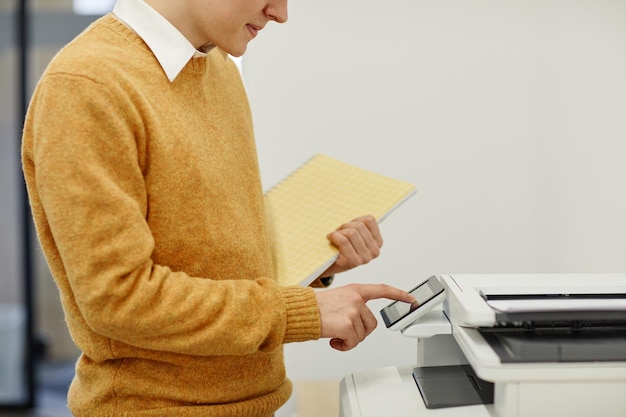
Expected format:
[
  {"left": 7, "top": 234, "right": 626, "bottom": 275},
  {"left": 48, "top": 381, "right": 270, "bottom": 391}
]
[{"left": 340, "top": 273, "right": 626, "bottom": 417}]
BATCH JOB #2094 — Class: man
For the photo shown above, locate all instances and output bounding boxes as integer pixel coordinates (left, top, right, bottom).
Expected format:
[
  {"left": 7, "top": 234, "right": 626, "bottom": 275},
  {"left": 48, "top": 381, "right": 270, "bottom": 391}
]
[{"left": 21, "top": 0, "right": 414, "bottom": 415}]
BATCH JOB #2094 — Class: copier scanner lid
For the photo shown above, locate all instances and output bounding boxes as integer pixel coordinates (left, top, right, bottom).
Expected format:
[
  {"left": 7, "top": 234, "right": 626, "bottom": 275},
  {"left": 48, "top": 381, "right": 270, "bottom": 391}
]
[{"left": 440, "top": 273, "right": 626, "bottom": 328}]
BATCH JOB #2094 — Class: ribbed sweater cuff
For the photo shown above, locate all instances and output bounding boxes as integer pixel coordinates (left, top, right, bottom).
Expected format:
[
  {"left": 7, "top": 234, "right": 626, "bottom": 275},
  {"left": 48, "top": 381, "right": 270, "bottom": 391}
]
[{"left": 280, "top": 286, "right": 321, "bottom": 343}]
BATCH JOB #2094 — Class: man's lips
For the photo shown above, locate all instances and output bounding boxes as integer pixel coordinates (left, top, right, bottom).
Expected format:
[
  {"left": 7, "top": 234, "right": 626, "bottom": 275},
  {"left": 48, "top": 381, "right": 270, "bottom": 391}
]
[{"left": 247, "top": 24, "right": 262, "bottom": 38}]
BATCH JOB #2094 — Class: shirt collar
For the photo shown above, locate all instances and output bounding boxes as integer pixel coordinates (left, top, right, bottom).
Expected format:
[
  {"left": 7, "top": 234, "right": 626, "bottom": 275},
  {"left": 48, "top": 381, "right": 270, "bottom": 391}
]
[{"left": 113, "top": 0, "right": 214, "bottom": 82}]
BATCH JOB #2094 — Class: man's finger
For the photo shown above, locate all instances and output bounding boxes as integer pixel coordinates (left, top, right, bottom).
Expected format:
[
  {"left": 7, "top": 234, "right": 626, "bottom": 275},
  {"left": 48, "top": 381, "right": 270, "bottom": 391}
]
[
  {"left": 361, "top": 305, "right": 378, "bottom": 337},
  {"left": 351, "top": 215, "right": 383, "bottom": 247},
  {"left": 357, "top": 283, "right": 415, "bottom": 304},
  {"left": 330, "top": 337, "right": 350, "bottom": 351}
]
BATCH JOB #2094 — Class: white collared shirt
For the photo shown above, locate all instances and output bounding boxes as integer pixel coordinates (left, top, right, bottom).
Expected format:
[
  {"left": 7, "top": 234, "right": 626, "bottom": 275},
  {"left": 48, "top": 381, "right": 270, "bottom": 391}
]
[{"left": 113, "top": 0, "right": 213, "bottom": 82}]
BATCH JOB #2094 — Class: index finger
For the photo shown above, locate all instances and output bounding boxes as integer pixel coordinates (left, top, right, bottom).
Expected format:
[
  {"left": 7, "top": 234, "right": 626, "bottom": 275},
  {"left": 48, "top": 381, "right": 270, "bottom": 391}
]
[{"left": 357, "top": 283, "right": 415, "bottom": 304}]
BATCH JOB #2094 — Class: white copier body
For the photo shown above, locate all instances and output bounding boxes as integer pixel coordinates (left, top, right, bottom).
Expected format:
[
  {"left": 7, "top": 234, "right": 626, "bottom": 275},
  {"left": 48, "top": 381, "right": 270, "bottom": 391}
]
[{"left": 340, "top": 273, "right": 626, "bottom": 417}]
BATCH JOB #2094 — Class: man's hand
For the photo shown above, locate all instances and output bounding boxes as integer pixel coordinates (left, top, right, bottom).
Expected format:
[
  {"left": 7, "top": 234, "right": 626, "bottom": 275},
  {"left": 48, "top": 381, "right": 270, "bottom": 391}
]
[
  {"left": 315, "top": 283, "right": 415, "bottom": 351},
  {"left": 321, "top": 215, "right": 383, "bottom": 277}
]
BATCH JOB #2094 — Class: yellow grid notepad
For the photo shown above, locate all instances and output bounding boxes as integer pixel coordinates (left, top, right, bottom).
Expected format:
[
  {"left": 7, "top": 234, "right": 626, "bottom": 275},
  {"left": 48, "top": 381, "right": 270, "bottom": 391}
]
[{"left": 264, "top": 154, "right": 417, "bottom": 287}]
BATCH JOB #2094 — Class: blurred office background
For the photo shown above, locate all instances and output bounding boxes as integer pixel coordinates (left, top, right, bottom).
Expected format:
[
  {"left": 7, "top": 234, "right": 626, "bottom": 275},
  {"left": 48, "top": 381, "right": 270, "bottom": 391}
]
[
  {"left": 2, "top": 1, "right": 626, "bottom": 416},
  {"left": 1, "top": 0, "right": 115, "bottom": 414}
]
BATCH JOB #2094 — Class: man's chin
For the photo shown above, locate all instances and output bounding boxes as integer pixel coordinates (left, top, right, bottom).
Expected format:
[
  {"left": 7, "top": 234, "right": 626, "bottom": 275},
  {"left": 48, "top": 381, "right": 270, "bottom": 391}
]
[
  {"left": 212, "top": 40, "right": 248, "bottom": 59},
  {"left": 226, "top": 46, "right": 247, "bottom": 58}
]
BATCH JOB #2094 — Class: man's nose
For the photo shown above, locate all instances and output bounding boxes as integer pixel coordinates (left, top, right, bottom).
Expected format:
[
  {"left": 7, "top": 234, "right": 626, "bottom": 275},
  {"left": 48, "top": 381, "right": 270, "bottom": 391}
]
[{"left": 265, "top": 0, "right": 288, "bottom": 23}]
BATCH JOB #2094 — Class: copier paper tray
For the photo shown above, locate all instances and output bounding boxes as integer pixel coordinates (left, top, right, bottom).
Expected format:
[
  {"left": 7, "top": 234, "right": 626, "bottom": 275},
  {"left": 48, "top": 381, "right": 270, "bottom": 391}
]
[
  {"left": 479, "top": 328, "right": 626, "bottom": 363},
  {"left": 480, "top": 293, "right": 626, "bottom": 363}
]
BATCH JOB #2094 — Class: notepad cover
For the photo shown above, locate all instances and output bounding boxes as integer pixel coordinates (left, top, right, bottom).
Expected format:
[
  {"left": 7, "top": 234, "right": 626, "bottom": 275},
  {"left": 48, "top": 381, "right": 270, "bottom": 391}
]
[{"left": 264, "top": 154, "right": 416, "bottom": 287}]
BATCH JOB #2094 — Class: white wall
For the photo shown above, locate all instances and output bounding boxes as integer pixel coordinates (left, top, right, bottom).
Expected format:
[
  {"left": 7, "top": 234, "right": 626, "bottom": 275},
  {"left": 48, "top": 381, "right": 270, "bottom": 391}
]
[{"left": 243, "top": 0, "right": 626, "bottom": 414}]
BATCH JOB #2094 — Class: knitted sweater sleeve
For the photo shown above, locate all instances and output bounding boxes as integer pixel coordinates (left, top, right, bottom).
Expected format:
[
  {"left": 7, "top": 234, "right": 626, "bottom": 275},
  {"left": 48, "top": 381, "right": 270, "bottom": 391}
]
[{"left": 22, "top": 71, "right": 321, "bottom": 358}]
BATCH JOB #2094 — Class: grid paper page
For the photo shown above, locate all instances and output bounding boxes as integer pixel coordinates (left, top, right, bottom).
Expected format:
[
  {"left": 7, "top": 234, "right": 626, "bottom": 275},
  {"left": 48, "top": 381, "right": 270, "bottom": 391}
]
[{"left": 265, "top": 154, "right": 416, "bottom": 287}]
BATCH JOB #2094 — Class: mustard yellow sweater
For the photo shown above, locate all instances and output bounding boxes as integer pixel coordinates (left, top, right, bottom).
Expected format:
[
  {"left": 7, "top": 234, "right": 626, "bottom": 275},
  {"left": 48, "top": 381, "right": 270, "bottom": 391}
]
[{"left": 22, "top": 15, "right": 321, "bottom": 417}]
